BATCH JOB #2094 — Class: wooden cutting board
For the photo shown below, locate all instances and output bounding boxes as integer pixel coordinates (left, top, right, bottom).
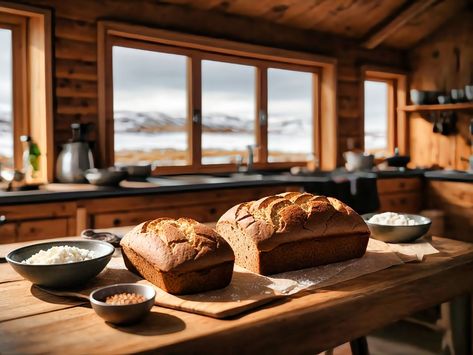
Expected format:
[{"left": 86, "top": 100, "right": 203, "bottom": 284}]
[{"left": 34, "top": 255, "right": 292, "bottom": 319}]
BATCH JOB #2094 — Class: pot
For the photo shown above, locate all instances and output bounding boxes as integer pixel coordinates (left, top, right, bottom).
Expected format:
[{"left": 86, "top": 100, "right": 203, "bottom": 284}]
[{"left": 343, "top": 151, "right": 374, "bottom": 171}]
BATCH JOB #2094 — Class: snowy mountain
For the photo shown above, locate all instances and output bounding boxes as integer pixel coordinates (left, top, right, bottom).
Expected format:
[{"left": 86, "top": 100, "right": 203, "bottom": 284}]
[
  {"left": 0, "top": 111, "right": 11, "bottom": 133},
  {"left": 114, "top": 110, "right": 309, "bottom": 134}
]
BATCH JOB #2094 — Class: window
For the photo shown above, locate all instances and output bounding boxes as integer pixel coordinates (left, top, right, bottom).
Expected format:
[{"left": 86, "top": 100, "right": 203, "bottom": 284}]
[
  {"left": 112, "top": 45, "right": 188, "bottom": 166},
  {"left": 268, "top": 68, "right": 313, "bottom": 163},
  {"left": 0, "top": 28, "right": 13, "bottom": 170},
  {"left": 0, "top": 5, "right": 53, "bottom": 182},
  {"left": 363, "top": 68, "right": 407, "bottom": 157},
  {"left": 364, "top": 80, "right": 389, "bottom": 153},
  {"left": 99, "top": 22, "right": 337, "bottom": 172},
  {"left": 202, "top": 60, "right": 256, "bottom": 165}
]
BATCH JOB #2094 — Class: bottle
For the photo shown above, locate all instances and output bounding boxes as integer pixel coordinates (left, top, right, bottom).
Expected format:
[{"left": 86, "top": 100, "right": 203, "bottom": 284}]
[{"left": 20, "top": 135, "right": 41, "bottom": 184}]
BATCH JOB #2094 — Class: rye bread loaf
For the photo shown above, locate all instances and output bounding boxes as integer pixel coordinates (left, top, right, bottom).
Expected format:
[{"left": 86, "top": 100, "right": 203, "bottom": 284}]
[
  {"left": 216, "top": 192, "right": 369, "bottom": 275},
  {"left": 121, "top": 217, "right": 234, "bottom": 294}
]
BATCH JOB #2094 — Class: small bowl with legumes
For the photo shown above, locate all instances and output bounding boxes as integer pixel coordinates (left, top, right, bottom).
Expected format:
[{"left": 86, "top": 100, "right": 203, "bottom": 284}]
[
  {"left": 6, "top": 240, "right": 114, "bottom": 288},
  {"left": 90, "top": 283, "right": 156, "bottom": 324}
]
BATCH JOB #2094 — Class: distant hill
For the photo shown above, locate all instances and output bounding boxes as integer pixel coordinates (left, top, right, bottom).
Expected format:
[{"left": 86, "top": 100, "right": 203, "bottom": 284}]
[
  {"left": 0, "top": 111, "right": 11, "bottom": 133},
  {"left": 0, "top": 110, "right": 309, "bottom": 135},
  {"left": 114, "top": 110, "right": 309, "bottom": 134}
]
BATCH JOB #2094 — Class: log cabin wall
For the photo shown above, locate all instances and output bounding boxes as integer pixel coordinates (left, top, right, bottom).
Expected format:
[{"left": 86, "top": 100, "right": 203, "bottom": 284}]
[
  {"left": 11, "top": 0, "right": 408, "bottom": 170},
  {"left": 408, "top": 9, "right": 473, "bottom": 170}
]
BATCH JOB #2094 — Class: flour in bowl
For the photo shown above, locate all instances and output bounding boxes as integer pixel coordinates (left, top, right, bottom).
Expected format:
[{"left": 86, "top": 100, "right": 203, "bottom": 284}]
[
  {"left": 368, "top": 212, "right": 418, "bottom": 226},
  {"left": 22, "top": 245, "right": 95, "bottom": 265}
]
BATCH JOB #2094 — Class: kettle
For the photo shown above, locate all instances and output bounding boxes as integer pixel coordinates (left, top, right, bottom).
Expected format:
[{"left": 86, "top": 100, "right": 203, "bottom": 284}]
[{"left": 56, "top": 123, "right": 94, "bottom": 183}]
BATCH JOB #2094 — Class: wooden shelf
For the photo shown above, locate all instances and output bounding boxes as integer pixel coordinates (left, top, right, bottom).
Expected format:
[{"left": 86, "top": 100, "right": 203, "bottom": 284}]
[{"left": 399, "top": 102, "right": 473, "bottom": 112}]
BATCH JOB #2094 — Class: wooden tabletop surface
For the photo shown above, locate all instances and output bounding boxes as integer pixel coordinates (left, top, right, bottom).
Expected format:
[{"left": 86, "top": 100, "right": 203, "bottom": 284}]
[{"left": 1, "top": 235, "right": 473, "bottom": 354}]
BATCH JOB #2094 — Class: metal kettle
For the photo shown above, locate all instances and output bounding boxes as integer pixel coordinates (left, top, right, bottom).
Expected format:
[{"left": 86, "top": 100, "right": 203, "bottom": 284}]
[{"left": 56, "top": 123, "right": 94, "bottom": 183}]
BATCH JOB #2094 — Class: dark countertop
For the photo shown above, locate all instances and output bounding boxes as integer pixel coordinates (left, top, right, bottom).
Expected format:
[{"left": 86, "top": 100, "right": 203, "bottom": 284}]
[
  {"left": 0, "top": 169, "right": 470, "bottom": 206},
  {"left": 0, "top": 178, "right": 306, "bottom": 206},
  {"left": 424, "top": 170, "right": 473, "bottom": 183}
]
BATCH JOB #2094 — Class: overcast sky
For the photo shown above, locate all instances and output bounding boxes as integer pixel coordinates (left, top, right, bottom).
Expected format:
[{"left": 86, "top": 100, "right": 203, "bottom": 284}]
[
  {"left": 113, "top": 46, "right": 315, "bottom": 121},
  {"left": 0, "top": 38, "right": 386, "bottom": 131},
  {"left": 0, "top": 29, "right": 12, "bottom": 115}
]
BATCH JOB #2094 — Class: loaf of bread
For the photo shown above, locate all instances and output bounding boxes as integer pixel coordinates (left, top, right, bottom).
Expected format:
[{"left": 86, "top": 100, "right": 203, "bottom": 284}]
[
  {"left": 121, "top": 217, "right": 234, "bottom": 294},
  {"left": 216, "top": 192, "right": 370, "bottom": 275}
]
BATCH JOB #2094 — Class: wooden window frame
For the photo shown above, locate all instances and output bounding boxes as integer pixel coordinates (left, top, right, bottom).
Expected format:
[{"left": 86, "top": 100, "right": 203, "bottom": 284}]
[
  {"left": 362, "top": 67, "right": 407, "bottom": 156},
  {"left": 0, "top": 2, "right": 53, "bottom": 182},
  {"left": 98, "top": 21, "right": 337, "bottom": 174}
]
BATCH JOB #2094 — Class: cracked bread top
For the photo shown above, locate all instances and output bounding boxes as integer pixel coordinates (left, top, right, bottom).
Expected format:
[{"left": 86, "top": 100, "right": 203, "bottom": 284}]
[
  {"left": 121, "top": 217, "right": 234, "bottom": 272},
  {"left": 217, "top": 192, "right": 369, "bottom": 251}
]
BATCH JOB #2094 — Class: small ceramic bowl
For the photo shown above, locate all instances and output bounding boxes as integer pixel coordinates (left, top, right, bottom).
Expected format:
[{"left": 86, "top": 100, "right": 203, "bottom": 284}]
[
  {"left": 90, "top": 283, "right": 156, "bottom": 324},
  {"left": 85, "top": 168, "right": 128, "bottom": 186}
]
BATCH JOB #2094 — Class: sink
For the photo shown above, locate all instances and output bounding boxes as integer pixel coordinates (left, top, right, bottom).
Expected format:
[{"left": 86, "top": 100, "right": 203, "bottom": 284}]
[
  {"left": 227, "top": 173, "right": 265, "bottom": 181},
  {"left": 147, "top": 175, "right": 231, "bottom": 186}
]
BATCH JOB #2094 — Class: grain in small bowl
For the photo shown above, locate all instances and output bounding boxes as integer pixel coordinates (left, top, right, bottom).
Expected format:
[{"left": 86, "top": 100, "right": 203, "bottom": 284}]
[
  {"left": 6, "top": 240, "right": 114, "bottom": 288},
  {"left": 90, "top": 283, "right": 156, "bottom": 324},
  {"left": 362, "top": 212, "right": 431, "bottom": 243}
]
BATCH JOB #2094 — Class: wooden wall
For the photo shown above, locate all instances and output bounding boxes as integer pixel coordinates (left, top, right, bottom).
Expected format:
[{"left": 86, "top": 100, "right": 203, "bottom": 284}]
[
  {"left": 408, "top": 9, "right": 473, "bottom": 170},
  {"left": 13, "top": 0, "right": 408, "bottom": 169}
]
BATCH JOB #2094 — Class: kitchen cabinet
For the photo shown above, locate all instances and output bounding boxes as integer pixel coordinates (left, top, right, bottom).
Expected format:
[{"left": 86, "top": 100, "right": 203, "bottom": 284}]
[
  {"left": 0, "top": 185, "right": 299, "bottom": 243},
  {"left": 426, "top": 180, "right": 473, "bottom": 242},
  {"left": 82, "top": 185, "right": 298, "bottom": 229},
  {"left": 0, "top": 202, "right": 77, "bottom": 243},
  {"left": 377, "top": 177, "right": 423, "bottom": 213}
]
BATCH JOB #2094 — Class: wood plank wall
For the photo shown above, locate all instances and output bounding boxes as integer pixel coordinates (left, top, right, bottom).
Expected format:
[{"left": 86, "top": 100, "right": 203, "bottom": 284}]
[
  {"left": 14, "top": 0, "right": 407, "bottom": 169},
  {"left": 409, "top": 10, "right": 473, "bottom": 170}
]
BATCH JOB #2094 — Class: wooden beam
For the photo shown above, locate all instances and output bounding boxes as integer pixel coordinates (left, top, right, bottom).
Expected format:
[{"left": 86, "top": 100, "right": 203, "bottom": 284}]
[{"left": 362, "top": 0, "right": 438, "bottom": 49}]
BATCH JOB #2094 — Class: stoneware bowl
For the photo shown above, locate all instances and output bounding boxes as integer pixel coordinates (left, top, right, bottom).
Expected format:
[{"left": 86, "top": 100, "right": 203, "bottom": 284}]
[
  {"left": 85, "top": 168, "right": 128, "bottom": 186},
  {"left": 90, "top": 283, "right": 156, "bottom": 325},
  {"left": 6, "top": 240, "right": 114, "bottom": 288},
  {"left": 362, "top": 213, "right": 432, "bottom": 243}
]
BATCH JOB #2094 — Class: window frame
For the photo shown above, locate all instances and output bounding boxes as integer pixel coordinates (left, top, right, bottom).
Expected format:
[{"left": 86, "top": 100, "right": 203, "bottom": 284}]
[
  {"left": 0, "top": 13, "right": 28, "bottom": 173},
  {"left": 0, "top": 4, "right": 53, "bottom": 182},
  {"left": 98, "top": 21, "right": 337, "bottom": 174},
  {"left": 362, "top": 67, "right": 407, "bottom": 156}
]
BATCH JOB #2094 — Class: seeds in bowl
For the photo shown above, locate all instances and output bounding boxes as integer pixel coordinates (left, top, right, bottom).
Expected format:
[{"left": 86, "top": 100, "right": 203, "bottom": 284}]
[
  {"left": 105, "top": 292, "right": 146, "bottom": 305},
  {"left": 22, "top": 245, "right": 95, "bottom": 265},
  {"left": 368, "top": 212, "right": 419, "bottom": 226}
]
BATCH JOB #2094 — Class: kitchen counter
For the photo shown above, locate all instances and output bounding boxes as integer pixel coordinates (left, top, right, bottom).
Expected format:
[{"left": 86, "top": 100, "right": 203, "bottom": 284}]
[
  {"left": 424, "top": 170, "right": 473, "bottom": 182},
  {"left": 0, "top": 235, "right": 472, "bottom": 354},
  {"left": 0, "top": 177, "right": 309, "bottom": 206},
  {"left": 0, "top": 169, "right": 470, "bottom": 206}
]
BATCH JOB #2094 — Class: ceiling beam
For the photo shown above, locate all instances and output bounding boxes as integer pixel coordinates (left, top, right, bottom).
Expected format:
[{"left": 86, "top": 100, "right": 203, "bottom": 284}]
[{"left": 362, "top": 0, "right": 438, "bottom": 49}]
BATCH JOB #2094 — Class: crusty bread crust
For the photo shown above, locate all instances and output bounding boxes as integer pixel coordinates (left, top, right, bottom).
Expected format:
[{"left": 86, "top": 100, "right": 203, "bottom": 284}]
[
  {"left": 122, "top": 245, "right": 234, "bottom": 294},
  {"left": 120, "top": 217, "right": 234, "bottom": 294},
  {"left": 217, "top": 192, "right": 370, "bottom": 274}
]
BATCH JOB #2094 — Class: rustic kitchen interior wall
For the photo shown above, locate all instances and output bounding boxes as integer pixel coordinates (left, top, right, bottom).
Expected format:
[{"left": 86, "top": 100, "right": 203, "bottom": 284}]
[
  {"left": 9, "top": 0, "right": 411, "bottom": 169},
  {"left": 408, "top": 9, "right": 473, "bottom": 170}
]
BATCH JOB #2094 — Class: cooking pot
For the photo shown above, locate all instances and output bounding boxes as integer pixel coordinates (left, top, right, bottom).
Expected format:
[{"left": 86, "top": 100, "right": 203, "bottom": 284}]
[{"left": 343, "top": 151, "right": 374, "bottom": 171}]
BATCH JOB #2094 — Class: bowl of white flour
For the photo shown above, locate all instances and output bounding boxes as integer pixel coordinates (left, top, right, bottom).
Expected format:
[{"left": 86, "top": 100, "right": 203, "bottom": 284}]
[
  {"left": 6, "top": 240, "right": 114, "bottom": 288},
  {"left": 362, "top": 212, "right": 431, "bottom": 243}
]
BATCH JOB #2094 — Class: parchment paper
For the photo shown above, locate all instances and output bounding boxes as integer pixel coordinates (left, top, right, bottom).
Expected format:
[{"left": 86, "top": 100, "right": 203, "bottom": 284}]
[
  {"left": 263, "top": 238, "right": 439, "bottom": 295},
  {"left": 55, "top": 238, "right": 439, "bottom": 318}
]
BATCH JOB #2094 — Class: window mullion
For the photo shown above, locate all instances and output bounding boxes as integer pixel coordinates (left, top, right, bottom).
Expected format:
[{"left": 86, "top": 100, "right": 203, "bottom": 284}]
[
  {"left": 313, "top": 72, "right": 321, "bottom": 165},
  {"left": 256, "top": 66, "right": 268, "bottom": 164},
  {"left": 189, "top": 53, "right": 202, "bottom": 169}
]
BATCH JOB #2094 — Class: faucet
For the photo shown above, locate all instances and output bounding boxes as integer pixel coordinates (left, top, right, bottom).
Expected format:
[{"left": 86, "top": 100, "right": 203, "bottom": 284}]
[
  {"left": 246, "top": 145, "right": 255, "bottom": 173},
  {"left": 235, "top": 145, "right": 258, "bottom": 174}
]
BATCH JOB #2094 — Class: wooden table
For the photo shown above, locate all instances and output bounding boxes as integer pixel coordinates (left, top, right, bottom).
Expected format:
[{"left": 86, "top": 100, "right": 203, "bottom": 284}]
[{"left": 1, "top": 235, "right": 473, "bottom": 354}]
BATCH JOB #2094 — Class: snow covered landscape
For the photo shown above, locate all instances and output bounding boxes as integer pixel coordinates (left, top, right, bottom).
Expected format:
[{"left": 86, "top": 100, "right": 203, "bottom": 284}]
[
  {"left": 0, "top": 111, "right": 13, "bottom": 168},
  {"left": 113, "top": 110, "right": 312, "bottom": 165}
]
